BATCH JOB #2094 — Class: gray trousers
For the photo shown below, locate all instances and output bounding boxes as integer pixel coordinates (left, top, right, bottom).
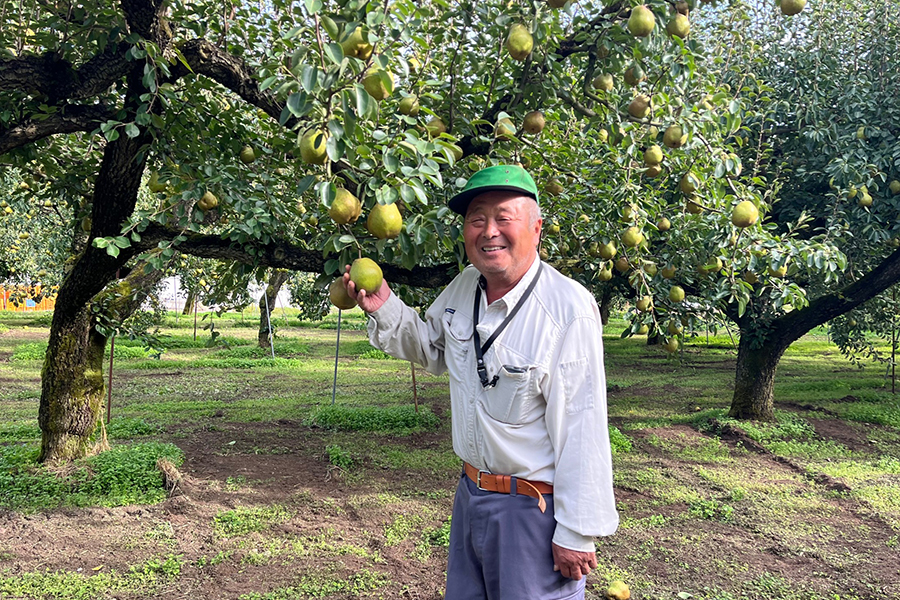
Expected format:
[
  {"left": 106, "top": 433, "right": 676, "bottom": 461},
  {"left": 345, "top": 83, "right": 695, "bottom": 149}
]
[{"left": 445, "top": 473, "right": 586, "bottom": 600}]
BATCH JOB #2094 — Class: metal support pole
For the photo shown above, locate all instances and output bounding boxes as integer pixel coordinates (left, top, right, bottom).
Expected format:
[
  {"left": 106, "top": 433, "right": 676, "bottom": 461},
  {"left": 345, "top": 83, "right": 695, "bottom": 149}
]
[
  {"left": 411, "top": 362, "right": 419, "bottom": 413},
  {"left": 263, "top": 286, "right": 275, "bottom": 359},
  {"left": 193, "top": 296, "right": 198, "bottom": 341},
  {"left": 332, "top": 309, "right": 342, "bottom": 405}
]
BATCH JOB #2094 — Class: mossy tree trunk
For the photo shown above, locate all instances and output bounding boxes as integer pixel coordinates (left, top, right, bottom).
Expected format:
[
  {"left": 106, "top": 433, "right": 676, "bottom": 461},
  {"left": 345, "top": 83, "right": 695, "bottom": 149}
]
[{"left": 258, "top": 270, "right": 290, "bottom": 348}]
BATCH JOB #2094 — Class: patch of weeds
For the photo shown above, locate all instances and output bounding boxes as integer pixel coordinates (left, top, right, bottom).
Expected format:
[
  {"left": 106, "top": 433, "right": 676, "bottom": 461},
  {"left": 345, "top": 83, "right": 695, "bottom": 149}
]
[
  {"left": 144, "top": 522, "right": 176, "bottom": 546},
  {"left": 0, "top": 441, "right": 183, "bottom": 511},
  {"left": 213, "top": 505, "right": 292, "bottom": 538},
  {"left": 765, "top": 439, "right": 853, "bottom": 460},
  {"left": 688, "top": 498, "right": 735, "bottom": 522},
  {"left": 326, "top": 444, "right": 353, "bottom": 469},
  {"left": 107, "top": 417, "right": 162, "bottom": 439},
  {"left": 370, "top": 446, "right": 460, "bottom": 475},
  {"left": 9, "top": 342, "right": 48, "bottom": 361},
  {"left": 213, "top": 340, "right": 310, "bottom": 359},
  {"left": 423, "top": 517, "right": 452, "bottom": 547},
  {"left": 620, "top": 514, "right": 668, "bottom": 529},
  {"left": 225, "top": 476, "right": 247, "bottom": 491},
  {"left": 240, "top": 568, "right": 390, "bottom": 599},
  {"left": 413, "top": 519, "right": 451, "bottom": 562},
  {"left": 840, "top": 402, "right": 900, "bottom": 428},
  {"left": 384, "top": 512, "right": 426, "bottom": 546},
  {"left": 358, "top": 347, "right": 396, "bottom": 360},
  {"left": 306, "top": 404, "right": 439, "bottom": 433},
  {"left": 647, "top": 433, "right": 731, "bottom": 463},
  {"left": 0, "top": 554, "right": 183, "bottom": 598},
  {"left": 0, "top": 423, "right": 40, "bottom": 442},
  {"left": 608, "top": 426, "right": 632, "bottom": 454}
]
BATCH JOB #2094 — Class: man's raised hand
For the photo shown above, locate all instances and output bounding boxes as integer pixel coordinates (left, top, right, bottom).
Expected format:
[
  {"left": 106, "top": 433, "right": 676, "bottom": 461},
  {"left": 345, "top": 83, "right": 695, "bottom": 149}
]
[{"left": 342, "top": 264, "right": 391, "bottom": 313}]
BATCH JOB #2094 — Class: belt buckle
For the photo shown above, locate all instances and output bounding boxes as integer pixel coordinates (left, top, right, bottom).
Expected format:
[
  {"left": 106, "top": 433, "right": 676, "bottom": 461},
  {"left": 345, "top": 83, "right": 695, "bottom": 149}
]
[{"left": 476, "top": 469, "right": 491, "bottom": 491}]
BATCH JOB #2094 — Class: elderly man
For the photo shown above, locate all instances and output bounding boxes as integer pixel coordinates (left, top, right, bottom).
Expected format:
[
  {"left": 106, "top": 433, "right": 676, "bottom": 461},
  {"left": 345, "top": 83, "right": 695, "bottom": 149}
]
[{"left": 343, "top": 164, "right": 618, "bottom": 599}]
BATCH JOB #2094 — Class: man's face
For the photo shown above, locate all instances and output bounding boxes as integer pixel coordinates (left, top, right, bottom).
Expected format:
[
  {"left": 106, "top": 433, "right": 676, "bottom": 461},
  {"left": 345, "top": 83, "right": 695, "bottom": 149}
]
[{"left": 463, "top": 191, "right": 542, "bottom": 281}]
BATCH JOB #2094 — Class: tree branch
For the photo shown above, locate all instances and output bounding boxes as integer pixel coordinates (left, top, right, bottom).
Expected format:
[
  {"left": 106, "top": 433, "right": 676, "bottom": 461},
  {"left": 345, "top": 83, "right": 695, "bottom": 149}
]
[
  {"left": 0, "top": 104, "right": 114, "bottom": 154},
  {"left": 0, "top": 45, "right": 130, "bottom": 102},
  {"left": 171, "top": 39, "right": 297, "bottom": 128},
  {"left": 133, "top": 224, "right": 456, "bottom": 288}
]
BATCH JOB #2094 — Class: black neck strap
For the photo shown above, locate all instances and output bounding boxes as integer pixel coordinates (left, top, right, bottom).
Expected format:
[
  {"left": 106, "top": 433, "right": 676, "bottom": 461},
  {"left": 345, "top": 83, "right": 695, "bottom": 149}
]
[{"left": 473, "top": 263, "right": 544, "bottom": 388}]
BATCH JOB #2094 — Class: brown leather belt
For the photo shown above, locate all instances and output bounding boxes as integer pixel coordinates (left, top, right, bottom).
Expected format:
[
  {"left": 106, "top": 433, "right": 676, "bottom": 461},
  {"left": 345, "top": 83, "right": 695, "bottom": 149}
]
[{"left": 464, "top": 462, "right": 552, "bottom": 513}]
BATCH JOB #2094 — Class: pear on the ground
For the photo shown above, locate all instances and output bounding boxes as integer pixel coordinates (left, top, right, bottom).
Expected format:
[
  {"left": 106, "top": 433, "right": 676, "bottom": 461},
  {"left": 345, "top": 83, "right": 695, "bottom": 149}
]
[
  {"left": 506, "top": 23, "right": 533, "bottom": 61},
  {"left": 299, "top": 129, "right": 328, "bottom": 165},
  {"left": 329, "top": 188, "right": 361, "bottom": 225},
  {"left": 350, "top": 258, "right": 383, "bottom": 294},
  {"left": 367, "top": 202, "right": 403, "bottom": 239},
  {"left": 329, "top": 279, "right": 358, "bottom": 310}
]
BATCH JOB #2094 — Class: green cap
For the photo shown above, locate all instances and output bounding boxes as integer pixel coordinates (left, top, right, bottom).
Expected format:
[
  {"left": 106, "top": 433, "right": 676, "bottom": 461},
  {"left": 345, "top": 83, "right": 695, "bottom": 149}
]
[{"left": 448, "top": 164, "right": 539, "bottom": 215}]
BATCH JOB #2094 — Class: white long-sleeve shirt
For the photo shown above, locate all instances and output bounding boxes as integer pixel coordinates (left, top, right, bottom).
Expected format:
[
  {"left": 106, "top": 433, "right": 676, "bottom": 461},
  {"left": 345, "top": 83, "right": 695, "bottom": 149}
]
[{"left": 367, "top": 257, "right": 619, "bottom": 551}]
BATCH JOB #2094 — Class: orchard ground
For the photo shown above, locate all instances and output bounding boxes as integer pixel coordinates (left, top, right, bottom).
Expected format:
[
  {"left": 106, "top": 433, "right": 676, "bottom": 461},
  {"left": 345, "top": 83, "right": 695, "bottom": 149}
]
[{"left": 0, "top": 309, "right": 899, "bottom": 600}]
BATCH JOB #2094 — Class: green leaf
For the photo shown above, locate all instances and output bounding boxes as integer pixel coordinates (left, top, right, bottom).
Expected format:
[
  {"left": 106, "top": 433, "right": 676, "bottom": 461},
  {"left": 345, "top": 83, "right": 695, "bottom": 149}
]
[
  {"left": 286, "top": 92, "right": 309, "bottom": 117},
  {"left": 259, "top": 75, "right": 278, "bottom": 91},
  {"left": 323, "top": 43, "right": 344, "bottom": 65},
  {"left": 296, "top": 175, "right": 316, "bottom": 195},
  {"left": 124, "top": 123, "right": 140, "bottom": 138},
  {"left": 301, "top": 66, "right": 318, "bottom": 93},
  {"left": 304, "top": 0, "right": 323, "bottom": 14}
]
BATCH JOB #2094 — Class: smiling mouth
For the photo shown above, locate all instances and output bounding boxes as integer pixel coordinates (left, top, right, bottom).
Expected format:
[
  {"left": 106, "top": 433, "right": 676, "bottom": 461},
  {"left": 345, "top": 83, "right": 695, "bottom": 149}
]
[{"left": 481, "top": 246, "right": 506, "bottom": 253}]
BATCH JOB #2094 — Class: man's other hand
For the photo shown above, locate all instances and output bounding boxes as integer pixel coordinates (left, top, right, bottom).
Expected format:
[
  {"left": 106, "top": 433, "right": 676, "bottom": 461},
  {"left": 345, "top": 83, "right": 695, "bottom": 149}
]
[
  {"left": 342, "top": 265, "right": 390, "bottom": 313},
  {"left": 552, "top": 543, "right": 598, "bottom": 581}
]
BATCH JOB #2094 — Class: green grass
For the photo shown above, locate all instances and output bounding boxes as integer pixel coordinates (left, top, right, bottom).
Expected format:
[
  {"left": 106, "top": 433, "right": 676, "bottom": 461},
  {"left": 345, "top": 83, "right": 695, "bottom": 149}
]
[
  {"left": 0, "top": 554, "right": 184, "bottom": 599},
  {"left": 305, "top": 404, "right": 440, "bottom": 433},
  {"left": 213, "top": 505, "right": 293, "bottom": 538},
  {"left": 0, "top": 442, "right": 183, "bottom": 511}
]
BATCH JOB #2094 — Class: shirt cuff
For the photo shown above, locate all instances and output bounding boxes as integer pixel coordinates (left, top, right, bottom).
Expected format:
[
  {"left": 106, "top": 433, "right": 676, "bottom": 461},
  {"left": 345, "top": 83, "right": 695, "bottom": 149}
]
[
  {"left": 552, "top": 523, "right": 595, "bottom": 553},
  {"left": 366, "top": 290, "right": 401, "bottom": 328}
]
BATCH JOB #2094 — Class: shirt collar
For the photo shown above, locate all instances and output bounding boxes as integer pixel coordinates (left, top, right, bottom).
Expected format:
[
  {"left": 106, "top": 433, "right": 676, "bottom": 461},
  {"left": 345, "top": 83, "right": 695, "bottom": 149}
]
[{"left": 478, "top": 254, "right": 541, "bottom": 315}]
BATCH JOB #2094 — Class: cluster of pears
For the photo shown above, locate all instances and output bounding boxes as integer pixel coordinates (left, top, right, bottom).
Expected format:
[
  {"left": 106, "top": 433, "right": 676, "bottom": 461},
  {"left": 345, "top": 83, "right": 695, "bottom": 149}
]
[
  {"left": 328, "top": 258, "right": 384, "bottom": 310},
  {"left": 327, "top": 187, "right": 403, "bottom": 240},
  {"left": 628, "top": 5, "right": 690, "bottom": 39}
]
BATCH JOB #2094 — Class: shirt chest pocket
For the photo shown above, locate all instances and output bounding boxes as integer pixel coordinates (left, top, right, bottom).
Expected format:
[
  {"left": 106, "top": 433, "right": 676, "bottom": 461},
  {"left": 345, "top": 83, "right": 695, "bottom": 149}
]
[
  {"left": 442, "top": 311, "right": 473, "bottom": 374},
  {"left": 481, "top": 363, "right": 540, "bottom": 425}
]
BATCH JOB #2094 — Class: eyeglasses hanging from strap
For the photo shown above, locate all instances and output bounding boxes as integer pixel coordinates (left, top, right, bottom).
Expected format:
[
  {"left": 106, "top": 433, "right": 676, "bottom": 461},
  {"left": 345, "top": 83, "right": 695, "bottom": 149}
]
[{"left": 472, "top": 263, "right": 544, "bottom": 388}]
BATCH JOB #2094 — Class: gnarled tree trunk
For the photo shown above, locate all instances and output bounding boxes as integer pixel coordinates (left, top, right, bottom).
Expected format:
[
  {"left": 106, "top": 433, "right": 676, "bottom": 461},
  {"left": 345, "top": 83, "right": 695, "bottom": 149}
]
[
  {"left": 727, "top": 331, "right": 791, "bottom": 421},
  {"left": 258, "top": 270, "right": 290, "bottom": 348}
]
